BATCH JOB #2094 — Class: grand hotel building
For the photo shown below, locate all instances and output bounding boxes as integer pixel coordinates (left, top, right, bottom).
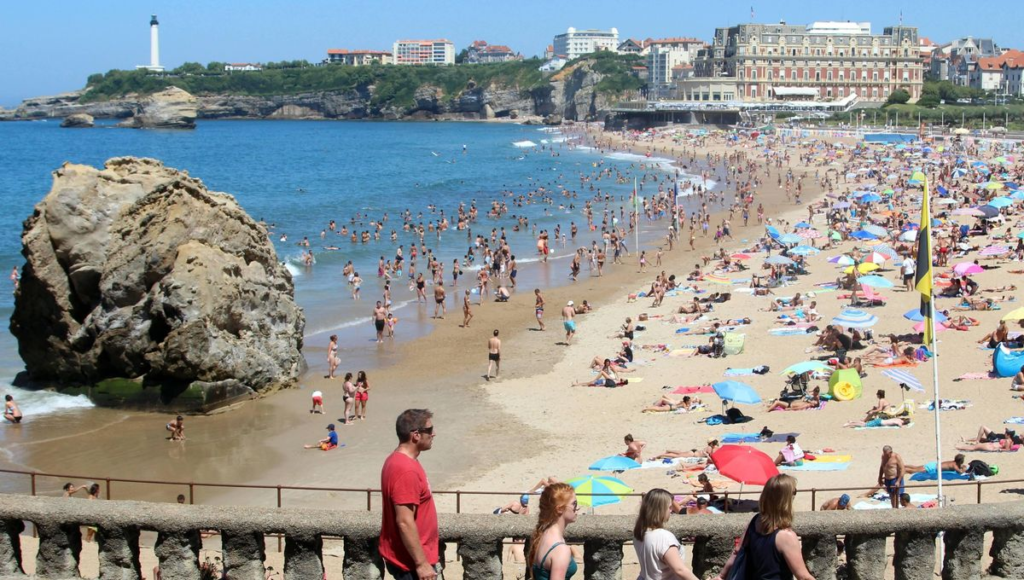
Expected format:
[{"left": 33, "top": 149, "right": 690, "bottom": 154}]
[{"left": 678, "top": 21, "right": 924, "bottom": 103}]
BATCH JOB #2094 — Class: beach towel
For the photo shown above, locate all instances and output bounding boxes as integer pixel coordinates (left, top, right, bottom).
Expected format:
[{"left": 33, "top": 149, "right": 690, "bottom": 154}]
[
  {"left": 724, "top": 368, "right": 756, "bottom": 376},
  {"left": 909, "top": 470, "right": 976, "bottom": 482},
  {"left": 721, "top": 432, "right": 800, "bottom": 444},
  {"left": 780, "top": 461, "right": 850, "bottom": 472},
  {"left": 770, "top": 400, "right": 827, "bottom": 412},
  {"left": 872, "top": 360, "right": 917, "bottom": 369},
  {"left": 672, "top": 385, "right": 716, "bottom": 395},
  {"left": 1004, "top": 417, "right": 1024, "bottom": 425},
  {"left": 668, "top": 348, "right": 698, "bottom": 358},
  {"left": 954, "top": 372, "right": 999, "bottom": 381},
  {"left": 920, "top": 400, "right": 972, "bottom": 411},
  {"left": 855, "top": 422, "right": 914, "bottom": 430},
  {"left": 638, "top": 457, "right": 698, "bottom": 470},
  {"left": 769, "top": 328, "right": 812, "bottom": 336}
]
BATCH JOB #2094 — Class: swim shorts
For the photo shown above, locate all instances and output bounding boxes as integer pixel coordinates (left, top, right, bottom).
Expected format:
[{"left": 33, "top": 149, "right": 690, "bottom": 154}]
[
  {"left": 884, "top": 476, "right": 905, "bottom": 497},
  {"left": 312, "top": 396, "right": 323, "bottom": 405},
  {"left": 375, "top": 319, "right": 385, "bottom": 332},
  {"left": 356, "top": 392, "right": 368, "bottom": 402},
  {"left": 489, "top": 352, "right": 500, "bottom": 362},
  {"left": 564, "top": 321, "right": 577, "bottom": 332}
]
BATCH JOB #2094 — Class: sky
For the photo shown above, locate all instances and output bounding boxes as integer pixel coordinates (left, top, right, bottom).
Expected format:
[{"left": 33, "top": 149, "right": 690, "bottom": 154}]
[{"left": 1, "top": 0, "right": 1020, "bottom": 107}]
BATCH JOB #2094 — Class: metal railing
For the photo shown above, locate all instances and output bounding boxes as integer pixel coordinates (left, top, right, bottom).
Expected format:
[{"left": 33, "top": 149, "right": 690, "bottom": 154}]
[{"left": 1, "top": 466, "right": 1017, "bottom": 514}]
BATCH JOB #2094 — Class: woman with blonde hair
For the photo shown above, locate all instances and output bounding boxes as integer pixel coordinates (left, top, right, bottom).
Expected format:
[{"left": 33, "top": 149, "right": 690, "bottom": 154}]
[
  {"left": 528, "top": 482, "right": 578, "bottom": 580},
  {"left": 713, "top": 474, "right": 815, "bottom": 580},
  {"left": 633, "top": 488, "right": 700, "bottom": 580}
]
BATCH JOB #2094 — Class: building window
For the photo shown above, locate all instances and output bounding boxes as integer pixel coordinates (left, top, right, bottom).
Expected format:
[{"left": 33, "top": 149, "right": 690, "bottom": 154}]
[{"left": 815, "top": 71, "right": 821, "bottom": 81}]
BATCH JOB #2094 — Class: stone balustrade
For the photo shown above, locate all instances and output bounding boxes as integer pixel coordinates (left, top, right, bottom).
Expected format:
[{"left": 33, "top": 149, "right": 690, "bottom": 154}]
[{"left": 1, "top": 494, "right": 1023, "bottom": 579}]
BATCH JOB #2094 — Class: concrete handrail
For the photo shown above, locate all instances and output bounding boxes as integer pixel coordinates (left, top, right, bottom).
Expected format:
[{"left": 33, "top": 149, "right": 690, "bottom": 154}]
[{"left": 2, "top": 494, "right": 1024, "bottom": 579}]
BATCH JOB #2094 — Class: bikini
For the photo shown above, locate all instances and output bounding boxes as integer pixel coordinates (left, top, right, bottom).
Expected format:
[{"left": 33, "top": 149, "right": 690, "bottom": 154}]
[{"left": 533, "top": 543, "right": 577, "bottom": 580}]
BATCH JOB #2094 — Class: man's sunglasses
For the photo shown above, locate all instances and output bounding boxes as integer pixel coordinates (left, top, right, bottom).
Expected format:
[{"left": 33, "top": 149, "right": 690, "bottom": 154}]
[{"left": 416, "top": 426, "right": 435, "bottom": 435}]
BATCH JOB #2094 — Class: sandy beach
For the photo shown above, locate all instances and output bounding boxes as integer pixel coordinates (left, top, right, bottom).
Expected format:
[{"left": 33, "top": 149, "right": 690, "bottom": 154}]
[{"left": 4, "top": 122, "right": 1024, "bottom": 577}]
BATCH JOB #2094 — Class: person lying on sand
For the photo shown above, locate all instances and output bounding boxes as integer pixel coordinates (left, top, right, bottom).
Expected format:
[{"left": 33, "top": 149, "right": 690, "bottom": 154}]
[
  {"left": 956, "top": 439, "right": 1019, "bottom": 452},
  {"left": 767, "top": 387, "right": 821, "bottom": 412},
  {"left": 842, "top": 417, "right": 912, "bottom": 428},
  {"left": 589, "top": 355, "right": 634, "bottom": 374},
  {"left": 677, "top": 298, "right": 705, "bottom": 314},
  {"left": 642, "top": 395, "right": 701, "bottom": 413},
  {"left": 653, "top": 439, "right": 719, "bottom": 460},
  {"left": 904, "top": 454, "right": 967, "bottom": 475},
  {"left": 572, "top": 359, "right": 627, "bottom": 388},
  {"left": 954, "top": 297, "right": 997, "bottom": 311}
]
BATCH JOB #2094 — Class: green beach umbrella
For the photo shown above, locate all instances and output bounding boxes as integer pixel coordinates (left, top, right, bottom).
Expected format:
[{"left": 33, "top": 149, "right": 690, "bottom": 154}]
[{"left": 565, "top": 475, "right": 633, "bottom": 507}]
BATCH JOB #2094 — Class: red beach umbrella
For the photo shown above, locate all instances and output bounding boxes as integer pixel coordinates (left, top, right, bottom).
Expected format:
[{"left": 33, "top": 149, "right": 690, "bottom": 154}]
[{"left": 711, "top": 445, "right": 779, "bottom": 486}]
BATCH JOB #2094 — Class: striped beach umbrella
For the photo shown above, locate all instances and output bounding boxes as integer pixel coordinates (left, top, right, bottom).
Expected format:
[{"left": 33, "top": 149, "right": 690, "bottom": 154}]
[
  {"left": 980, "top": 245, "right": 1009, "bottom": 257},
  {"left": 565, "top": 475, "right": 633, "bottom": 507},
  {"left": 588, "top": 456, "right": 641, "bottom": 472},
  {"left": 832, "top": 308, "right": 879, "bottom": 328},
  {"left": 881, "top": 368, "right": 924, "bottom": 392}
]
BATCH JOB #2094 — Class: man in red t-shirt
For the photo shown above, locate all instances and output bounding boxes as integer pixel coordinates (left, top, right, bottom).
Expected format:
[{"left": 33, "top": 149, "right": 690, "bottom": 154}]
[{"left": 380, "top": 409, "right": 440, "bottom": 580}]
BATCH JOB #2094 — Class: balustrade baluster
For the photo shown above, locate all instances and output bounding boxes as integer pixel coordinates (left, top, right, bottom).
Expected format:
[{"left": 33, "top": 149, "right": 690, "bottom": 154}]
[
  {"left": 221, "top": 529, "right": 266, "bottom": 580},
  {"left": 96, "top": 525, "right": 142, "bottom": 580}
]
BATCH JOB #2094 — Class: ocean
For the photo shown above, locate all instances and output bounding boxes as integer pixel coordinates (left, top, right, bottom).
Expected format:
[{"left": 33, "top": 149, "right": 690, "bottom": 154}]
[{"left": 0, "top": 119, "right": 708, "bottom": 420}]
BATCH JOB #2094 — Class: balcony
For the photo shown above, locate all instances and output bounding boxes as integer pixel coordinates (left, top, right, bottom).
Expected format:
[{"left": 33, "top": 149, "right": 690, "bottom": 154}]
[{"left": 2, "top": 494, "right": 1024, "bottom": 579}]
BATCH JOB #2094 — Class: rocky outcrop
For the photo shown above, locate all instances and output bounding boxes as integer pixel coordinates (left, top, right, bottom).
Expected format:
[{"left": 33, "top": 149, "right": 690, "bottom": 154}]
[
  {"left": 60, "top": 113, "right": 94, "bottom": 128},
  {"left": 118, "top": 87, "right": 197, "bottom": 129},
  {"left": 11, "top": 157, "right": 305, "bottom": 411},
  {"left": 3, "top": 57, "right": 635, "bottom": 124}
]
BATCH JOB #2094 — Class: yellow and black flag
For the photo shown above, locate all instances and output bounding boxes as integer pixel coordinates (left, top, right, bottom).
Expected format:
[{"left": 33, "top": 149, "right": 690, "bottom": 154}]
[{"left": 913, "top": 171, "right": 934, "bottom": 346}]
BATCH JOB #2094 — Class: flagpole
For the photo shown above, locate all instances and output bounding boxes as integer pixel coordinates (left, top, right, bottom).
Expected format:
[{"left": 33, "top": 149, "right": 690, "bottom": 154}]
[{"left": 930, "top": 292, "right": 943, "bottom": 507}]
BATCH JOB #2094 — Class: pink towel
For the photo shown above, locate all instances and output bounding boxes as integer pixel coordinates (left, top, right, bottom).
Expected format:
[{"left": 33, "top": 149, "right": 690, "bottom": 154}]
[
  {"left": 954, "top": 372, "right": 999, "bottom": 381},
  {"left": 672, "top": 385, "right": 716, "bottom": 395}
]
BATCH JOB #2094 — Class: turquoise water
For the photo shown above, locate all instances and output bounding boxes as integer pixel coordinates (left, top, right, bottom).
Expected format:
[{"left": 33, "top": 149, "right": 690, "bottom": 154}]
[{"left": 0, "top": 119, "right": 695, "bottom": 415}]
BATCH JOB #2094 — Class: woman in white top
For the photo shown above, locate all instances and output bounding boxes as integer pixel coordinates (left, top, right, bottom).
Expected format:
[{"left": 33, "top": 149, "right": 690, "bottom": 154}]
[{"left": 632, "top": 488, "right": 700, "bottom": 580}]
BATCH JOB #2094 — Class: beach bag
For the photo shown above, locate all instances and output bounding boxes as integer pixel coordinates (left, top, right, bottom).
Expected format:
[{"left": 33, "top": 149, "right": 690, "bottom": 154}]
[
  {"left": 706, "top": 415, "right": 725, "bottom": 426},
  {"left": 968, "top": 460, "right": 995, "bottom": 477},
  {"left": 726, "top": 408, "right": 751, "bottom": 424}
]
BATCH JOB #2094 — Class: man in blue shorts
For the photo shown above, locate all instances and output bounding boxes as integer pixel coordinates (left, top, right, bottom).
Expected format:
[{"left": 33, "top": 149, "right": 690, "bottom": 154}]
[{"left": 562, "top": 301, "right": 577, "bottom": 344}]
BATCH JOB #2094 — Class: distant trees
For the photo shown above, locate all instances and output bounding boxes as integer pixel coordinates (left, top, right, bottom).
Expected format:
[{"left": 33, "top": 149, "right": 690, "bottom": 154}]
[{"left": 886, "top": 89, "right": 911, "bottom": 105}]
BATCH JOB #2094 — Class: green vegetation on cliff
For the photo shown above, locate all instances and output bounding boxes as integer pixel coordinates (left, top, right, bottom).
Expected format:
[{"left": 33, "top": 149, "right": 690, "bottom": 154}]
[{"left": 80, "top": 54, "right": 646, "bottom": 108}]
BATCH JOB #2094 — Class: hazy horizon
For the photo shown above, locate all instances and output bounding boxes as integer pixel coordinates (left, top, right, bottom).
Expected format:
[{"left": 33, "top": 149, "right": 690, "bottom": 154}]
[{"left": 2, "top": 0, "right": 1018, "bottom": 107}]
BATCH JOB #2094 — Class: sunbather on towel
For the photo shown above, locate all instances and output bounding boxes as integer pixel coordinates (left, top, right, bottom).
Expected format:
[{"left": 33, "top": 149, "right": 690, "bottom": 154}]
[
  {"left": 572, "top": 359, "right": 627, "bottom": 388},
  {"left": 653, "top": 438, "right": 719, "bottom": 460},
  {"left": 956, "top": 439, "right": 1020, "bottom": 452},
  {"left": 677, "top": 298, "right": 706, "bottom": 315},
  {"left": 642, "top": 395, "right": 702, "bottom": 413},
  {"left": 767, "top": 387, "right": 821, "bottom": 412},
  {"left": 954, "top": 297, "right": 998, "bottom": 311},
  {"left": 688, "top": 473, "right": 728, "bottom": 499},
  {"left": 905, "top": 454, "right": 967, "bottom": 475},
  {"left": 589, "top": 355, "right": 634, "bottom": 374},
  {"left": 843, "top": 417, "right": 912, "bottom": 428}
]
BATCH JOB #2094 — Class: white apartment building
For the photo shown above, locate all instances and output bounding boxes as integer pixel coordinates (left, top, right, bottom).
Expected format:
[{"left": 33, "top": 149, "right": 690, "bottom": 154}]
[
  {"left": 647, "top": 38, "right": 705, "bottom": 96},
  {"left": 552, "top": 27, "right": 619, "bottom": 61},
  {"left": 392, "top": 39, "right": 455, "bottom": 65},
  {"left": 326, "top": 49, "right": 393, "bottom": 66},
  {"left": 224, "top": 63, "right": 263, "bottom": 72},
  {"left": 1005, "top": 63, "right": 1024, "bottom": 97}
]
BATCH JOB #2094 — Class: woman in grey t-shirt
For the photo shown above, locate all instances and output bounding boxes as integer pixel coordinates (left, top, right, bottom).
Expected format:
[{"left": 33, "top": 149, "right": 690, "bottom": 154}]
[{"left": 632, "top": 489, "right": 700, "bottom": 580}]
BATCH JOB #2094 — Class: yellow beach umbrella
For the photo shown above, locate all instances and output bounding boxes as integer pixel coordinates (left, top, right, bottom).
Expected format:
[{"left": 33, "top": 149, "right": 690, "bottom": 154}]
[
  {"left": 844, "top": 263, "right": 880, "bottom": 274},
  {"left": 1002, "top": 307, "right": 1024, "bottom": 322}
]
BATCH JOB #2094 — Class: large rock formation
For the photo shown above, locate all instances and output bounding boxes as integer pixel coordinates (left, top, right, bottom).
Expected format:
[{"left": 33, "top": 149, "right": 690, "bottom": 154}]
[
  {"left": 60, "top": 113, "right": 94, "bottom": 128},
  {"left": 11, "top": 158, "right": 305, "bottom": 410},
  {"left": 119, "top": 87, "right": 198, "bottom": 129}
]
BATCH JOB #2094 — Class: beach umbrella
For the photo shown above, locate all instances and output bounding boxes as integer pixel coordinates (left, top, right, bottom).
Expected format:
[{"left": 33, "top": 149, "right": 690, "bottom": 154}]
[
  {"left": 952, "top": 262, "right": 984, "bottom": 275},
  {"left": 828, "top": 255, "right": 856, "bottom": 266},
  {"left": 952, "top": 167, "right": 968, "bottom": 177},
  {"left": 588, "top": 455, "right": 641, "bottom": 472},
  {"left": 857, "top": 275, "right": 894, "bottom": 288},
  {"left": 1001, "top": 307, "right": 1024, "bottom": 322},
  {"left": 861, "top": 225, "right": 889, "bottom": 238},
  {"left": 863, "top": 252, "right": 890, "bottom": 264},
  {"left": 985, "top": 182, "right": 1005, "bottom": 190},
  {"left": 903, "top": 309, "right": 948, "bottom": 323},
  {"left": 777, "top": 233, "right": 802, "bottom": 245},
  {"left": 730, "top": 253, "right": 752, "bottom": 261},
  {"left": 794, "top": 221, "right": 812, "bottom": 229},
  {"left": 781, "top": 360, "right": 831, "bottom": 375},
  {"left": 765, "top": 225, "right": 781, "bottom": 239},
  {"left": 978, "top": 206, "right": 1000, "bottom": 219},
  {"left": 899, "top": 230, "right": 918, "bottom": 242},
  {"left": 565, "top": 475, "right": 633, "bottom": 508},
  {"left": 832, "top": 308, "right": 879, "bottom": 328},
  {"left": 1011, "top": 191, "right": 1024, "bottom": 200},
  {"left": 850, "top": 230, "right": 879, "bottom": 241},
  {"left": 712, "top": 381, "right": 762, "bottom": 405},
  {"left": 858, "top": 193, "right": 883, "bottom": 203},
  {"left": 833, "top": 202, "right": 851, "bottom": 209},
  {"left": 798, "top": 229, "right": 823, "bottom": 239},
  {"left": 881, "top": 368, "right": 924, "bottom": 392},
  {"left": 789, "top": 245, "right": 820, "bottom": 256},
  {"left": 872, "top": 244, "right": 901, "bottom": 260},
  {"left": 934, "top": 198, "right": 959, "bottom": 205},
  {"left": 987, "top": 197, "right": 1013, "bottom": 208},
  {"left": 952, "top": 207, "right": 986, "bottom": 217},
  {"left": 980, "top": 245, "right": 1009, "bottom": 257},
  {"left": 914, "top": 320, "right": 951, "bottom": 333},
  {"left": 764, "top": 256, "right": 795, "bottom": 266},
  {"left": 711, "top": 446, "right": 779, "bottom": 486},
  {"left": 844, "top": 263, "right": 880, "bottom": 274}
]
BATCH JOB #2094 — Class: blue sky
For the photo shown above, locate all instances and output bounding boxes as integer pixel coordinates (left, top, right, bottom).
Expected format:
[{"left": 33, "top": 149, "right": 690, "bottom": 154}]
[{"left": 1, "top": 0, "right": 1019, "bottom": 106}]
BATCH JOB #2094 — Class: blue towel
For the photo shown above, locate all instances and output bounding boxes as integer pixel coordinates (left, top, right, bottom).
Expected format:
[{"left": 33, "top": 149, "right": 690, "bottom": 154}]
[
  {"left": 722, "top": 432, "right": 799, "bottom": 444},
  {"left": 724, "top": 368, "right": 755, "bottom": 376},
  {"left": 781, "top": 462, "right": 850, "bottom": 472},
  {"left": 675, "top": 328, "right": 690, "bottom": 334},
  {"left": 769, "top": 328, "right": 809, "bottom": 336},
  {"left": 910, "top": 471, "right": 972, "bottom": 482},
  {"left": 1005, "top": 417, "right": 1024, "bottom": 424}
]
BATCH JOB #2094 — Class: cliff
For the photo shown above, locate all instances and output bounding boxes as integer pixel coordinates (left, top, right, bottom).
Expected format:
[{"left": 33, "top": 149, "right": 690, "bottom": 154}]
[
  {"left": 11, "top": 158, "right": 306, "bottom": 411},
  {"left": 3, "top": 56, "right": 642, "bottom": 123}
]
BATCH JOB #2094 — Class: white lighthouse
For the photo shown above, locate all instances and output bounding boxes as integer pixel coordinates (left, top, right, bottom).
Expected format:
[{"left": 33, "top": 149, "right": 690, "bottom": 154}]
[{"left": 137, "top": 14, "right": 165, "bottom": 71}]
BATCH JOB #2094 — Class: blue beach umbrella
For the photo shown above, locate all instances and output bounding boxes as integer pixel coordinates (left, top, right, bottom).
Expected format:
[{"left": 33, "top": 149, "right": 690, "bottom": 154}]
[
  {"left": 858, "top": 193, "right": 882, "bottom": 203},
  {"left": 712, "top": 381, "right": 762, "bottom": 405},
  {"left": 789, "top": 245, "right": 820, "bottom": 256},
  {"left": 777, "top": 233, "right": 802, "bottom": 245},
  {"left": 832, "top": 308, "right": 879, "bottom": 328},
  {"left": 857, "top": 275, "right": 895, "bottom": 288},
  {"left": 903, "top": 309, "right": 948, "bottom": 323},
  {"left": 764, "top": 255, "right": 795, "bottom": 266},
  {"left": 850, "top": 230, "right": 879, "bottom": 240},
  {"left": 765, "top": 225, "right": 781, "bottom": 239},
  {"left": 987, "top": 197, "right": 1013, "bottom": 208},
  {"left": 588, "top": 455, "right": 641, "bottom": 472},
  {"left": 794, "top": 221, "right": 812, "bottom": 229},
  {"left": 781, "top": 361, "right": 832, "bottom": 375}
]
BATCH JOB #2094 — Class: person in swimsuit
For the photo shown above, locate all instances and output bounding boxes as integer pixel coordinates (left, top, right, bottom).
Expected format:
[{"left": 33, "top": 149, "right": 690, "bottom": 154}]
[
  {"left": 373, "top": 302, "right": 387, "bottom": 344},
  {"left": 166, "top": 416, "right": 185, "bottom": 441},
  {"left": 310, "top": 390, "right": 324, "bottom": 415},
  {"left": 462, "top": 290, "right": 473, "bottom": 328},
  {"left": 415, "top": 274, "right": 427, "bottom": 303},
  {"left": 535, "top": 289, "right": 546, "bottom": 331},
  {"left": 327, "top": 335, "right": 339, "bottom": 379},
  {"left": 355, "top": 370, "right": 370, "bottom": 421},
  {"left": 433, "top": 284, "right": 446, "bottom": 319},
  {"left": 84, "top": 484, "right": 101, "bottom": 542},
  {"left": 527, "top": 482, "right": 578, "bottom": 580},
  {"left": 562, "top": 302, "right": 577, "bottom": 344},
  {"left": 3, "top": 395, "right": 22, "bottom": 424},
  {"left": 351, "top": 273, "right": 362, "bottom": 300},
  {"left": 619, "top": 434, "right": 646, "bottom": 462},
  {"left": 905, "top": 454, "right": 967, "bottom": 476},
  {"left": 878, "top": 445, "right": 906, "bottom": 509},
  {"left": 487, "top": 330, "right": 501, "bottom": 380}
]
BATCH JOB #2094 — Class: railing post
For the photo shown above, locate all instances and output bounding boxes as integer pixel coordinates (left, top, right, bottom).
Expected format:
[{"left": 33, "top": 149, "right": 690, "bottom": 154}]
[
  {"left": 29, "top": 474, "right": 35, "bottom": 497},
  {"left": 222, "top": 530, "right": 266, "bottom": 580},
  {"left": 284, "top": 531, "right": 324, "bottom": 579},
  {"left": 106, "top": 478, "right": 111, "bottom": 500},
  {"left": 96, "top": 525, "right": 142, "bottom": 580},
  {"left": 367, "top": 489, "right": 372, "bottom": 511},
  {"left": 977, "top": 481, "right": 982, "bottom": 504},
  {"left": 456, "top": 491, "right": 461, "bottom": 514},
  {"left": 893, "top": 531, "right": 936, "bottom": 580},
  {"left": 154, "top": 530, "right": 201, "bottom": 579},
  {"left": 943, "top": 529, "right": 984, "bottom": 580},
  {"left": 989, "top": 525, "right": 1024, "bottom": 578},
  {"left": 458, "top": 538, "right": 503, "bottom": 578},
  {"left": 845, "top": 534, "right": 887, "bottom": 580},
  {"left": 276, "top": 486, "right": 283, "bottom": 553},
  {"left": 188, "top": 483, "right": 194, "bottom": 505},
  {"left": 343, "top": 536, "right": 384, "bottom": 580},
  {"left": 811, "top": 488, "right": 817, "bottom": 511}
]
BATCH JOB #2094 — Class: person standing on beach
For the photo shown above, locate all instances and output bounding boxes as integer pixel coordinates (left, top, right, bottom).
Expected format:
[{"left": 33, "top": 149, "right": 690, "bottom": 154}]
[
  {"left": 352, "top": 272, "right": 362, "bottom": 300},
  {"left": 535, "top": 289, "right": 546, "bottom": 331},
  {"left": 487, "top": 330, "right": 502, "bottom": 379},
  {"left": 355, "top": 370, "right": 370, "bottom": 421},
  {"left": 433, "top": 284, "right": 446, "bottom": 319},
  {"left": 562, "top": 302, "right": 577, "bottom": 344},
  {"left": 878, "top": 445, "right": 905, "bottom": 509},
  {"left": 373, "top": 301, "right": 387, "bottom": 343},
  {"left": 462, "top": 290, "right": 473, "bottom": 328},
  {"left": 327, "top": 334, "right": 339, "bottom": 379},
  {"left": 380, "top": 409, "right": 440, "bottom": 580}
]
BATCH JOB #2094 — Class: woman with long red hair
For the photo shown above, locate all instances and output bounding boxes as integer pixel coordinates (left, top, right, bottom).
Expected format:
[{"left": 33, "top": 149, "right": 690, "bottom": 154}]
[{"left": 527, "top": 482, "right": 578, "bottom": 579}]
